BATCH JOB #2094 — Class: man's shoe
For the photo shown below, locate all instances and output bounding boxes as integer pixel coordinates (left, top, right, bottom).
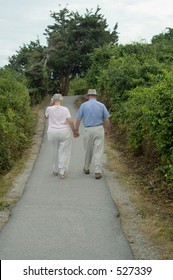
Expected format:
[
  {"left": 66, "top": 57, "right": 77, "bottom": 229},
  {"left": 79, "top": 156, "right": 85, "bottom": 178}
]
[
  {"left": 83, "top": 168, "right": 90, "bottom": 174},
  {"left": 95, "top": 173, "right": 102, "bottom": 179}
]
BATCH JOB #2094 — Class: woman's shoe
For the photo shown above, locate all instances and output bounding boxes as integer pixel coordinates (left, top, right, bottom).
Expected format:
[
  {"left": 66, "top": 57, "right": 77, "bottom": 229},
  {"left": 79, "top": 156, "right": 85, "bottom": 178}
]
[
  {"left": 83, "top": 168, "right": 90, "bottom": 174},
  {"left": 60, "top": 173, "right": 66, "bottom": 179}
]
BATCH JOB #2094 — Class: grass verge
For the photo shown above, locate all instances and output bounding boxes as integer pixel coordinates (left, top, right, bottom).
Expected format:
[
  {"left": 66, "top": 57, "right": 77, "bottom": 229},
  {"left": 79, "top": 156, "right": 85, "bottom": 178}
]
[
  {"left": 105, "top": 130, "right": 173, "bottom": 259},
  {"left": 0, "top": 98, "right": 48, "bottom": 218}
]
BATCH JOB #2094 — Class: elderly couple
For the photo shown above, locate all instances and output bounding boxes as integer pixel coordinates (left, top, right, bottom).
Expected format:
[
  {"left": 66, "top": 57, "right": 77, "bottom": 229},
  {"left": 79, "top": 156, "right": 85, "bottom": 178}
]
[{"left": 45, "top": 89, "right": 110, "bottom": 179}]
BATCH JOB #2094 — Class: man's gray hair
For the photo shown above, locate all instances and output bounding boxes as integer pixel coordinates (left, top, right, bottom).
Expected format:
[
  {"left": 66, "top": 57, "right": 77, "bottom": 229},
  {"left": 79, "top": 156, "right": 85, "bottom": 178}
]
[{"left": 52, "top": 93, "right": 63, "bottom": 102}]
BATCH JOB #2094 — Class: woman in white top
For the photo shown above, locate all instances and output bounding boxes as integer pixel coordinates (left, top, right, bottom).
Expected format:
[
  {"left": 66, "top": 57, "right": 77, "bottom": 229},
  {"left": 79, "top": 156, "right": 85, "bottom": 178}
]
[{"left": 45, "top": 93, "right": 78, "bottom": 179}]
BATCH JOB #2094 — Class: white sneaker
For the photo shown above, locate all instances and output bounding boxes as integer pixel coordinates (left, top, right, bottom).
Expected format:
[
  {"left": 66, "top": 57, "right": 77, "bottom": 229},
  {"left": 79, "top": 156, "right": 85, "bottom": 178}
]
[{"left": 60, "top": 173, "right": 66, "bottom": 179}]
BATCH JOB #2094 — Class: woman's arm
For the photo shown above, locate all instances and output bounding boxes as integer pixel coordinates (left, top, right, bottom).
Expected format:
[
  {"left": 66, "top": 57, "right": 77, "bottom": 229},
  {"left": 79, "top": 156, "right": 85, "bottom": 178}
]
[{"left": 67, "top": 118, "right": 79, "bottom": 138}]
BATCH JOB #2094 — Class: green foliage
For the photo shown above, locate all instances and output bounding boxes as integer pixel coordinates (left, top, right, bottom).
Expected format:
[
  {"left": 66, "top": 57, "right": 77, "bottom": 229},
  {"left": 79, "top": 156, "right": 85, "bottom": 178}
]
[
  {"left": 121, "top": 72, "right": 173, "bottom": 182},
  {"left": 45, "top": 6, "right": 118, "bottom": 95},
  {"left": 152, "top": 28, "right": 173, "bottom": 64},
  {"left": 69, "top": 77, "right": 88, "bottom": 95},
  {"left": 8, "top": 40, "right": 47, "bottom": 104},
  {"left": 86, "top": 44, "right": 119, "bottom": 87},
  {"left": 0, "top": 68, "right": 34, "bottom": 174},
  {"left": 97, "top": 54, "right": 165, "bottom": 118}
]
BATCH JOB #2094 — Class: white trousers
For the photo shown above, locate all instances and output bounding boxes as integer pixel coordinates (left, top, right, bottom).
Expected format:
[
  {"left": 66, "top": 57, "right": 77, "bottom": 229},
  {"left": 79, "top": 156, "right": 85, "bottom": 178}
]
[
  {"left": 83, "top": 126, "right": 104, "bottom": 173},
  {"left": 47, "top": 129, "right": 71, "bottom": 175}
]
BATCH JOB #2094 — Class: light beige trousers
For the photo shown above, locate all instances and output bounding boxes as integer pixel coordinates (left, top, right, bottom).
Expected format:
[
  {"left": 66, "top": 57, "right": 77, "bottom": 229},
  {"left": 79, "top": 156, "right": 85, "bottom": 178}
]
[
  {"left": 47, "top": 129, "right": 71, "bottom": 175},
  {"left": 83, "top": 126, "right": 104, "bottom": 173}
]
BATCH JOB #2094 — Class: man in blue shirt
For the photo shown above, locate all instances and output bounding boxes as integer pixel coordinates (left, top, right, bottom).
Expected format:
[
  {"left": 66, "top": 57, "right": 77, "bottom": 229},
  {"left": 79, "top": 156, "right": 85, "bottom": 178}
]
[{"left": 76, "top": 89, "right": 110, "bottom": 179}]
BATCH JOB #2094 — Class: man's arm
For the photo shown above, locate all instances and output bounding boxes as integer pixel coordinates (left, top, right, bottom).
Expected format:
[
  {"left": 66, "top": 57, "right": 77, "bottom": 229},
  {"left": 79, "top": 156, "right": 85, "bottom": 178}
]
[
  {"left": 103, "top": 118, "right": 110, "bottom": 134},
  {"left": 75, "top": 118, "right": 81, "bottom": 132}
]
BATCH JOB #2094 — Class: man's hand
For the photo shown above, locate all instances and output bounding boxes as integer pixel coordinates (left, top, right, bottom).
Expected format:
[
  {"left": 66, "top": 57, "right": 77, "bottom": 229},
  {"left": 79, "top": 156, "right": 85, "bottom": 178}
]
[{"left": 104, "top": 118, "right": 110, "bottom": 135}]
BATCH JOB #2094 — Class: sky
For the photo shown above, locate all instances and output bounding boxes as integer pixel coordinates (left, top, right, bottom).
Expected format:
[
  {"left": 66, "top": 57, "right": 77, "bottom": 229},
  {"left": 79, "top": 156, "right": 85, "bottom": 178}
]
[{"left": 0, "top": 0, "right": 173, "bottom": 67}]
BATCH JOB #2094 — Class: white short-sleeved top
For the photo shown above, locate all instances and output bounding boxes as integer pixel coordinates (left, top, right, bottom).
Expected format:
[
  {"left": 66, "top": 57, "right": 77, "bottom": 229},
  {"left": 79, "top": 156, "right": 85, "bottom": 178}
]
[{"left": 45, "top": 105, "right": 71, "bottom": 132}]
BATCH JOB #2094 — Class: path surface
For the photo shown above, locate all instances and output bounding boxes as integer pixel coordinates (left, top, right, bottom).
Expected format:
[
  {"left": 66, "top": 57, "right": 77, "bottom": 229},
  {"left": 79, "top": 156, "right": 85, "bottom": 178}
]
[{"left": 0, "top": 96, "right": 133, "bottom": 260}]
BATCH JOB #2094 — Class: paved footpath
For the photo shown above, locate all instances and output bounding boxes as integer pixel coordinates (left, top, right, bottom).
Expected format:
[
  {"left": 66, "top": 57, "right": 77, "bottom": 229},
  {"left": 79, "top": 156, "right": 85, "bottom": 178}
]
[{"left": 0, "top": 96, "right": 133, "bottom": 260}]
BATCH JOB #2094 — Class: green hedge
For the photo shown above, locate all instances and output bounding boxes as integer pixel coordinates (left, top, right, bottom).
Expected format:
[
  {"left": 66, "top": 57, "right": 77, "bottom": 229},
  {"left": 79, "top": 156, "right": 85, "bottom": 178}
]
[
  {"left": 0, "top": 68, "right": 34, "bottom": 174},
  {"left": 121, "top": 72, "right": 173, "bottom": 182}
]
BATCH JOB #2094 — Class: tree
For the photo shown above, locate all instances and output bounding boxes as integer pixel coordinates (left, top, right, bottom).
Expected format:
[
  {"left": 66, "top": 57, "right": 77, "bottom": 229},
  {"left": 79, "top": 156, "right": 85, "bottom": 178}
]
[
  {"left": 151, "top": 27, "right": 173, "bottom": 64},
  {"left": 44, "top": 6, "right": 118, "bottom": 95},
  {"left": 8, "top": 40, "right": 47, "bottom": 104},
  {"left": 86, "top": 44, "right": 120, "bottom": 88}
]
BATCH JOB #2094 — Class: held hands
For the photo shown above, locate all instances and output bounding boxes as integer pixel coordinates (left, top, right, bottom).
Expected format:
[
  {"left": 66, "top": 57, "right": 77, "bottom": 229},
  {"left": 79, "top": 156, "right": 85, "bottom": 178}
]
[
  {"left": 68, "top": 120, "right": 79, "bottom": 138},
  {"left": 73, "top": 129, "right": 80, "bottom": 138}
]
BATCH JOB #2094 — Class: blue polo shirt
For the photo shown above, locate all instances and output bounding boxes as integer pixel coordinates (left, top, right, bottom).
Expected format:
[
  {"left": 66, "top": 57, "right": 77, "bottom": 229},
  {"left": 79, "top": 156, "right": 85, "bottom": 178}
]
[{"left": 77, "top": 99, "right": 110, "bottom": 127}]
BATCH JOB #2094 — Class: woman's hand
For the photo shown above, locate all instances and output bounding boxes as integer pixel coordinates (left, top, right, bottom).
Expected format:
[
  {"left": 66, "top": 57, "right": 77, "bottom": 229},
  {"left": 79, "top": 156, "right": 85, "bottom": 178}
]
[{"left": 73, "top": 130, "right": 80, "bottom": 138}]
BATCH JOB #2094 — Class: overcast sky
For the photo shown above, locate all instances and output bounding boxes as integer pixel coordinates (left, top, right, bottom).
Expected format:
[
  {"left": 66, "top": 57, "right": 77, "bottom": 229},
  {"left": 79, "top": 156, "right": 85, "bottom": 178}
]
[{"left": 0, "top": 0, "right": 173, "bottom": 67}]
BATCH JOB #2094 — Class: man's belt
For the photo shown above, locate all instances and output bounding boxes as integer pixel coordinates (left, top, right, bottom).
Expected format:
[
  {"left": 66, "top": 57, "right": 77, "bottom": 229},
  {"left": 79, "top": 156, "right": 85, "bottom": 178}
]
[{"left": 85, "top": 124, "right": 103, "bottom": 127}]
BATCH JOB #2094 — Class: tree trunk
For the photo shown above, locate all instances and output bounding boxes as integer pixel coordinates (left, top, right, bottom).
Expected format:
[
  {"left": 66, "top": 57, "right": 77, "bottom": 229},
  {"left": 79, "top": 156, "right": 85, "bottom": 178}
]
[
  {"left": 64, "top": 75, "right": 70, "bottom": 96},
  {"left": 59, "top": 73, "right": 70, "bottom": 96}
]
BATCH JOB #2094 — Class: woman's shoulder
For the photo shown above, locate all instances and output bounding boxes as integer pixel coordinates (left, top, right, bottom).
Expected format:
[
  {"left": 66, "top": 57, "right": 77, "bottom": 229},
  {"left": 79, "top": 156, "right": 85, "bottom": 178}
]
[
  {"left": 46, "top": 105, "right": 52, "bottom": 111},
  {"left": 60, "top": 105, "right": 70, "bottom": 111}
]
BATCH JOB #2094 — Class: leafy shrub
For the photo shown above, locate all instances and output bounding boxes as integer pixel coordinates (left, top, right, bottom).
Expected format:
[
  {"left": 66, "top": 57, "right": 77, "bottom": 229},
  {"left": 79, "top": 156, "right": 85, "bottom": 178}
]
[
  {"left": 69, "top": 77, "right": 88, "bottom": 95},
  {"left": 0, "top": 68, "right": 34, "bottom": 174},
  {"left": 121, "top": 71, "right": 173, "bottom": 183}
]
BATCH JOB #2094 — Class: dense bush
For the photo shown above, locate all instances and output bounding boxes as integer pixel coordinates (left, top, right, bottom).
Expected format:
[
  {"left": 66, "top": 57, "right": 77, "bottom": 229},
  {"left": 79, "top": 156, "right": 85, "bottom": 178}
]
[
  {"left": 69, "top": 77, "right": 89, "bottom": 95},
  {"left": 0, "top": 68, "right": 34, "bottom": 174},
  {"left": 122, "top": 72, "right": 173, "bottom": 182}
]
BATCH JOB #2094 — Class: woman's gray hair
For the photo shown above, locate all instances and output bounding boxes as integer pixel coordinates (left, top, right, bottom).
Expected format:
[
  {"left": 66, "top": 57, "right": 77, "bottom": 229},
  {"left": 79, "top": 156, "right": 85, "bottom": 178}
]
[{"left": 52, "top": 93, "right": 63, "bottom": 102}]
